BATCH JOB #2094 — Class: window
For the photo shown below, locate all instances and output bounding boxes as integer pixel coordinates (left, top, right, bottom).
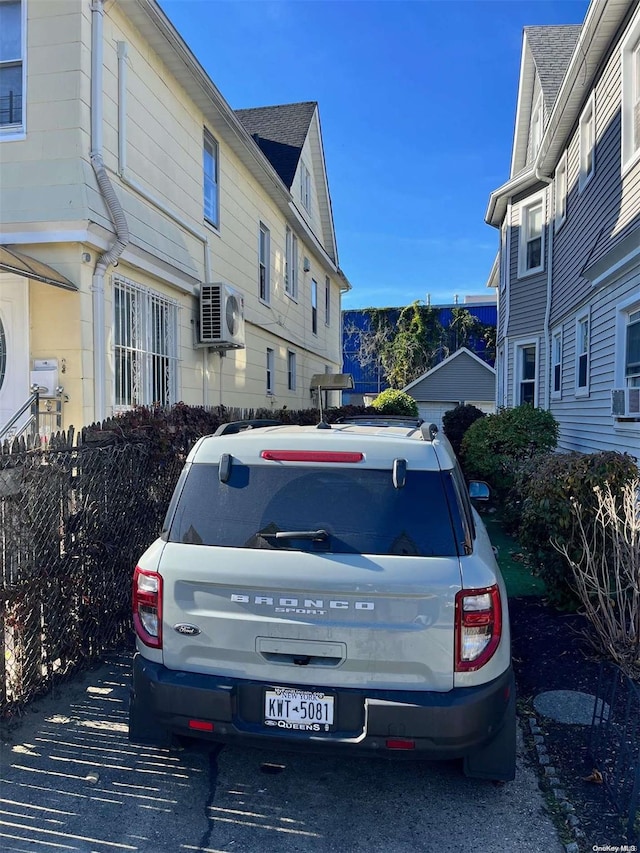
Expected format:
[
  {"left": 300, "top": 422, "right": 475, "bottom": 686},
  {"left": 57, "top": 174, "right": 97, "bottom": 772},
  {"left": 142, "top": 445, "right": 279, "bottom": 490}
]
[
  {"left": 300, "top": 162, "right": 311, "bottom": 211},
  {"left": 203, "top": 131, "right": 219, "bottom": 228},
  {"left": 518, "top": 196, "right": 544, "bottom": 276},
  {"left": 625, "top": 309, "right": 640, "bottom": 388},
  {"left": 576, "top": 314, "right": 590, "bottom": 395},
  {"left": 551, "top": 329, "right": 562, "bottom": 398},
  {"left": 621, "top": 8, "right": 640, "bottom": 172},
  {"left": 311, "top": 279, "right": 318, "bottom": 335},
  {"left": 325, "top": 276, "right": 331, "bottom": 326},
  {"left": 531, "top": 95, "right": 542, "bottom": 158},
  {"left": 114, "top": 278, "right": 178, "bottom": 410},
  {"left": 515, "top": 342, "right": 537, "bottom": 405},
  {"left": 0, "top": 0, "right": 25, "bottom": 134},
  {"left": 266, "top": 347, "right": 274, "bottom": 395},
  {"left": 259, "top": 223, "right": 270, "bottom": 303},
  {"left": 554, "top": 153, "right": 567, "bottom": 230},
  {"left": 285, "top": 227, "right": 298, "bottom": 299},
  {"left": 579, "top": 94, "right": 596, "bottom": 191},
  {"left": 287, "top": 350, "right": 296, "bottom": 391}
]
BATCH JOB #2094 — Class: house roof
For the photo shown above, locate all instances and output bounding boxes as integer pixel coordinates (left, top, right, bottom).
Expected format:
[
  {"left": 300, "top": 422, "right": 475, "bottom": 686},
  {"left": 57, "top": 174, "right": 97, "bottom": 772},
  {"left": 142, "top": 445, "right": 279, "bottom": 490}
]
[
  {"left": 235, "top": 102, "right": 317, "bottom": 189},
  {"left": 402, "top": 347, "right": 495, "bottom": 394},
  {"left": 524, "top": 25, "right": 582, "bottom": 112},
  {"left": 487, "top": 0, "right": 634, "bottom": 228}
]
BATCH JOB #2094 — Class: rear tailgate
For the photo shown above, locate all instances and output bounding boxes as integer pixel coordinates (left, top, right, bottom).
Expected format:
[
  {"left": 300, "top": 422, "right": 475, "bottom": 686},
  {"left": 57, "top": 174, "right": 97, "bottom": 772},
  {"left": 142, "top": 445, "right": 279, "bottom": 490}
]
[{"left": 158, "top": 544, "right": 461, "bottom": 692}]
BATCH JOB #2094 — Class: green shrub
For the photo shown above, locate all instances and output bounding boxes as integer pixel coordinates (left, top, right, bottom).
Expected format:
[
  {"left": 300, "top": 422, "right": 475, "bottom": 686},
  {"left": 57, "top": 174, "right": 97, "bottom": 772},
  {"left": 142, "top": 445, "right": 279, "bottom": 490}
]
[
  {"left": 370, "top": 389, "right": 419, "bottom": 417},
  {"left": 460, "top": 405, "right": 558, "bottom": 495},
  {"left": 442, "top": 404, "right": 485, "bottom": 458},
  {"left": 516, "top": 450, "right": 639, "bottom": 609}
]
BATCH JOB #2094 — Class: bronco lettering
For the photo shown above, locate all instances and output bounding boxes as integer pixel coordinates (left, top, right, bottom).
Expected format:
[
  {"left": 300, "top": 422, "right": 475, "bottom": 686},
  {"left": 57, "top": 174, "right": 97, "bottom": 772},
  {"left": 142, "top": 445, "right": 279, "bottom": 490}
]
[{"left": 231, "top": 593, "right": 374, "bottom": 610}]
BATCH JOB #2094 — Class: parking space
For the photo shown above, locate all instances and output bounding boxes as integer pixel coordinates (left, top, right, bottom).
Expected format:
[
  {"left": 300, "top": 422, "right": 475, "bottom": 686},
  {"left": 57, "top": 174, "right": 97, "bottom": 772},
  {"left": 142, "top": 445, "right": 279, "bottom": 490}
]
[{"left": 0, "top": 653, "right": 563, "bottom": 853}]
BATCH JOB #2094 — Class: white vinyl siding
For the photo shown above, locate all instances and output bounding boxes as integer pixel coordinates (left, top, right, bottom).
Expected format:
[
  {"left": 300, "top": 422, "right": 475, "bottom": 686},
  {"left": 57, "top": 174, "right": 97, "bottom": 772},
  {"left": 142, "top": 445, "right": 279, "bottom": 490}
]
[
  {"left": 575, "top": 312, "right": 590, "bottom": 396},
  {"left": 578, "top": 94, "right": 596, "bottom": 192},
  {"left": 113, "top": 277, "right": 179, "bottom": 410},
  {"left": 259, "top": 223, "right": 270, "bottom": 304},
  {"left": 203, "top": 130, "right": 219, "bottom": 228},
  {"left": 0, "top": 0, "right": 25, "bottom": 136},
  {"left": 554, "top": 152, "right": 567, "bottom": 231},
  {"left": 621, "top": 7, "right": 640, "bottom": 173},
  {"left": 518, "top": 195, "right": 544, "bottom": 277},
  {"left": 530, "top": 95, "right": 543, "bottom": 158}
]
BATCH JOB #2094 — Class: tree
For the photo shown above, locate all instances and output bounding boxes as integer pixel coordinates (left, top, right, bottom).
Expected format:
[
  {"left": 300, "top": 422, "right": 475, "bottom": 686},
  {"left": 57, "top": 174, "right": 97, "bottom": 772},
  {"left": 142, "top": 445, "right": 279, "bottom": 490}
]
[{"left": 344, "top": 302, "right": 496, "bottom": 389}]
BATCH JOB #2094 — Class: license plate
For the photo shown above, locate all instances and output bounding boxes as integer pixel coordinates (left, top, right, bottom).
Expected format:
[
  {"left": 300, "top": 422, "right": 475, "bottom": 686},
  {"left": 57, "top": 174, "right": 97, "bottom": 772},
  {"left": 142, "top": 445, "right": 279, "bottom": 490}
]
[{"left": 264, "top": 687, "right": 335, "bottom": 731}]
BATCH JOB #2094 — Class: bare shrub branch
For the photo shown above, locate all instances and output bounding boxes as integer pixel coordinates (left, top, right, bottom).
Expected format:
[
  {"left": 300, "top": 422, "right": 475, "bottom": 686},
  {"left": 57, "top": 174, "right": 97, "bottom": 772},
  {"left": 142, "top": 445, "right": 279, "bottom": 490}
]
[{"left": 554, "top": 479, "right": 640, "bottom": 677}]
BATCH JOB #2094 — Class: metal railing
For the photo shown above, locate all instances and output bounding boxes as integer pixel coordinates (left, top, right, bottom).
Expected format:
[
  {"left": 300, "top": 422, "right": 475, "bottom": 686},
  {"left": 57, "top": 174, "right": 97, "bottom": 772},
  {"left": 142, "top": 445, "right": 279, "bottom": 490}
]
[
  {"left": 589, "top": 663, "right": 640, "bottom": 842},
  {"left": 0, "top": 389, "right": 65, "bottom": 446}
]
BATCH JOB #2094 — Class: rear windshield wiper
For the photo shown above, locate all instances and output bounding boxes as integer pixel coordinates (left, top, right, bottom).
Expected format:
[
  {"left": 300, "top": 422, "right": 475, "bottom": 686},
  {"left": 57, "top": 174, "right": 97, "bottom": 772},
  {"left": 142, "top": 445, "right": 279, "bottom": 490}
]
[{"left": 260, "top": 529, "right": 329, "bottom": 541}]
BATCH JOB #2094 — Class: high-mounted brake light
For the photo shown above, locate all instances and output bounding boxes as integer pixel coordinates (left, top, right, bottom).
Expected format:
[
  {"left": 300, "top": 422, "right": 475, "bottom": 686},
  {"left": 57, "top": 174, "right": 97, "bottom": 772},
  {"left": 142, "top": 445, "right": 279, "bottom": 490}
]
[
  {"left": 454, "top": 585, "right": 502, "bottom": 672},
  {"left": 260, "top": 450, "right": 364, "bottom": 463},
  {"left": 133, "top": 567, "right": 163, "bottom": 649}
]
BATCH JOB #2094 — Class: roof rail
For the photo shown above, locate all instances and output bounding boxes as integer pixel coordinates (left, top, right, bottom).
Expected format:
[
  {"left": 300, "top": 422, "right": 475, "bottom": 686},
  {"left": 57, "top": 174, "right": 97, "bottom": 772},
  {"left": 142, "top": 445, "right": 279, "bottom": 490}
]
[
  {"left": 420, "top": 423, "right": 439, "bottom": 441},
  {"left": 335, "top": 415, "right": 424, "bottom": 428},
  {"left": 213, "top": 419, "right": 281, "bottom": 436}
]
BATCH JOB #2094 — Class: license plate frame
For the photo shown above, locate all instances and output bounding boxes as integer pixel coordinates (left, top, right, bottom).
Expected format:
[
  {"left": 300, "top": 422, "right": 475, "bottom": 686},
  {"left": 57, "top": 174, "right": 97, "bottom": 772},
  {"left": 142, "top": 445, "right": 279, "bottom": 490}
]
[{"left": 263, "top": 686, "right": 336, "bottom": 732}]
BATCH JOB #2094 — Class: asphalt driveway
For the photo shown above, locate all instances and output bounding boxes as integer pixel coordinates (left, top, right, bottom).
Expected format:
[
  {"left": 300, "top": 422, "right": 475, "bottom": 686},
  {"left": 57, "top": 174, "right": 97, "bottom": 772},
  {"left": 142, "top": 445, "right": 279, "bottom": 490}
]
[{"left": 0, "top": 653, "right": 564, "bottom": 853}]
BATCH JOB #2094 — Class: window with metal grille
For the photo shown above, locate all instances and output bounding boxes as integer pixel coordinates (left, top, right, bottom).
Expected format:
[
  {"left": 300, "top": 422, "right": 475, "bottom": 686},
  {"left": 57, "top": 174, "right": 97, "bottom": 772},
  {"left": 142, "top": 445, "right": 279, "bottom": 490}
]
[
  {"left": 113, "top": 278, "right": 178, "bottom": 410},
  {"left": 0, "top": 0, "right": 24, "bottom": 132}
]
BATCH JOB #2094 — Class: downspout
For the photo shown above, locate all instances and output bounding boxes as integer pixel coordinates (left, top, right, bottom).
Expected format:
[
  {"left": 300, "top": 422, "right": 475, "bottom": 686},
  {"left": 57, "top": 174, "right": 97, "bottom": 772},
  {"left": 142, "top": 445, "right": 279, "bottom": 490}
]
[
  {"left": 116, "top": 41, "right": 212, "bottom": 405},
  {"left": 91, "top": 0, "right": 129, "bottom": 422},
  {"left": 535, "top": 165, "right": 554, "bottom": 411}
]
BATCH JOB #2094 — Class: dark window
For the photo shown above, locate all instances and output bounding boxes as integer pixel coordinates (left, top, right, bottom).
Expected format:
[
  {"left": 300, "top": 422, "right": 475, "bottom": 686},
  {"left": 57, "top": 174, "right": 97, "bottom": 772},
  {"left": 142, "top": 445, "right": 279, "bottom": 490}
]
[{"left": 168, "top": 464, "right": 459, "bottom": 557}]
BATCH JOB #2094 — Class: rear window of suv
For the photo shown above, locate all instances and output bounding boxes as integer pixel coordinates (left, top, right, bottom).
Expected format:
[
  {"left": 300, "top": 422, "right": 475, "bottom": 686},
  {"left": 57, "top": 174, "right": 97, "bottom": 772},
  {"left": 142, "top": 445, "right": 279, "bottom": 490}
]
[{"left": 166, "top": 463, "right": 461, "bottom": 557}]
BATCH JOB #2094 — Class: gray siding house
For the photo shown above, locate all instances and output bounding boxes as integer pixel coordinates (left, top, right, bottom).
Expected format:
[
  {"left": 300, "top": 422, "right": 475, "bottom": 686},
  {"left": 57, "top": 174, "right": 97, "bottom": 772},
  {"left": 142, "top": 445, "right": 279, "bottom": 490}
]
[
  {"left": 486, "top": 0, "right": 640, "bottom": 465},
  {"left": 402, "top": 348, "right": 496, "bottom": 429}
]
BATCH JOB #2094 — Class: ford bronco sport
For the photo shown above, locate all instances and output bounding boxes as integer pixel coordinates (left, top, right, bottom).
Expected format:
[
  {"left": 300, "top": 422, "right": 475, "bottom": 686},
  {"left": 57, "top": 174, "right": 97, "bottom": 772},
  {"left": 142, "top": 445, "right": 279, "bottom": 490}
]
[{"left": 129, "top": 418, "right": 516, "bottom": 781}]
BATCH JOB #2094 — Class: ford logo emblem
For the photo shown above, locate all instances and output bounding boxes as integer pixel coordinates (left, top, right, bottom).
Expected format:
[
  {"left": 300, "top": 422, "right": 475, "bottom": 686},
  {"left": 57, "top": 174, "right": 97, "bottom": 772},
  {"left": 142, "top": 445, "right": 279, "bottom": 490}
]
[{"left": 173, "top": 623, "right": 201, "bottom": 636}]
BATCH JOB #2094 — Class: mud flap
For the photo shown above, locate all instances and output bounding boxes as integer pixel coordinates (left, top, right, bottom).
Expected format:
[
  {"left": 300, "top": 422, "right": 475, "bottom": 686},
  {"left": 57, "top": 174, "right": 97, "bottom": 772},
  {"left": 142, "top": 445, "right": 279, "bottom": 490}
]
[
  {"left": 128, "top": 689, "right": 174, "bottom": 748},
  {"left": 463, "top": 688, "right": 516, "bottom": 782}
]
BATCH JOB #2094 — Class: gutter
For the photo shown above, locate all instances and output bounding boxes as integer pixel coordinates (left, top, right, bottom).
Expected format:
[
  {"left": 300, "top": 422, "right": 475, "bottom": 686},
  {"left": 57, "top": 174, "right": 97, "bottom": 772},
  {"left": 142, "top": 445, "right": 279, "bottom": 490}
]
[{"left": 91, "top": 0, "right": 130, "bottom": 422}]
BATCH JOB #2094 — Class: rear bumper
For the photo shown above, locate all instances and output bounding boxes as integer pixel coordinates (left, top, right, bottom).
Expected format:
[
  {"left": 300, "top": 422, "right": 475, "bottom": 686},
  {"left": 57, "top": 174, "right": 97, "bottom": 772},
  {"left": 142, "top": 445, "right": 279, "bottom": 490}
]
[{"left": 129, "top": 654, "right": 514, "bottom": 761}]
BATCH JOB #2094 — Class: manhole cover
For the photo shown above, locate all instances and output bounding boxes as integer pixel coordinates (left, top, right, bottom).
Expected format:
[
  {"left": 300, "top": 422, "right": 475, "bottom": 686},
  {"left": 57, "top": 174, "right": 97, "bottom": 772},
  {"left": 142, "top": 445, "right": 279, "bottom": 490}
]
[{"left": 533, "top": 690, "right": 609, "bottom": 725}]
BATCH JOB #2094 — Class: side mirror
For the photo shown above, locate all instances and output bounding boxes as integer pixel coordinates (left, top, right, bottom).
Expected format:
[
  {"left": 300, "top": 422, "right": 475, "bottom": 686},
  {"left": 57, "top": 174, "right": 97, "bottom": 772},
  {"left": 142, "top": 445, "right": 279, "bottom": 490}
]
[{"left": 468, "top": 480, "right": 490, "bottom": 501}]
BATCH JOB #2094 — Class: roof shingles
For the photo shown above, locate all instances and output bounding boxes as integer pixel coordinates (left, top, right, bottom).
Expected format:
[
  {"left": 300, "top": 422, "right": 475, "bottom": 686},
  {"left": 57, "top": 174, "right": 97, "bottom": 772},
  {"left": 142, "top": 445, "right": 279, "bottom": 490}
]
[
  {"left": 524, "top": 25, "right": 582, "bottom": 111},
  {"left": 235, "top": 101, "right": 317, "bottom": 189}
]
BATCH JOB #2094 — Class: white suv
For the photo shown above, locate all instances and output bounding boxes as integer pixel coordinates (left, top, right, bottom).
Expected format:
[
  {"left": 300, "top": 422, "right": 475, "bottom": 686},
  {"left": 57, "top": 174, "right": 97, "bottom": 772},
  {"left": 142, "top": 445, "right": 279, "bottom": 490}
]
[{"left": 129, "top": 418, "right": 516, "bottom": 781}]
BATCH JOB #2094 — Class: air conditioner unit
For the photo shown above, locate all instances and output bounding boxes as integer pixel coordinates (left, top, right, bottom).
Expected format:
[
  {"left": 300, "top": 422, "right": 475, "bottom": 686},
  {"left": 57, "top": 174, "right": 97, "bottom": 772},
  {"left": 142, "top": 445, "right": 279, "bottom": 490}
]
[
  {"left": 611, "top": 388, "right": 640, "bottom": 417},
  {"left": 198, "top": 282, "right": 245, "bottom": 349}
]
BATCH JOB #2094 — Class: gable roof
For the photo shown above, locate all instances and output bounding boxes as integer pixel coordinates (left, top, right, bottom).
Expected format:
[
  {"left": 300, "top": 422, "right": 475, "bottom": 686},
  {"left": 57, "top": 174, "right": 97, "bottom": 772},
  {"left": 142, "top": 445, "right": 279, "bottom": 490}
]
[
  {"left": 524, "top": 25, "right": 582, "bottom": 113},
  {"left": 235, "top": 102, "right": 317, "bottom": 189},
  {"left": 488, "top": 0, "right": 633, "bottom": 227},
  {"left": 402, "top": 347, "right": 495, "bottom": 393}
]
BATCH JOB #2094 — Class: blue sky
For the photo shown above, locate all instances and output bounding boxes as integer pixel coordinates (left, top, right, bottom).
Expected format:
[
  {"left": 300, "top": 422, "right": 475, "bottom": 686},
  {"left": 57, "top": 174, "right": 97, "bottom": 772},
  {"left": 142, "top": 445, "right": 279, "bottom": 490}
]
[{"left": 160, "top": 0, "right": 590, "bottom": 308}]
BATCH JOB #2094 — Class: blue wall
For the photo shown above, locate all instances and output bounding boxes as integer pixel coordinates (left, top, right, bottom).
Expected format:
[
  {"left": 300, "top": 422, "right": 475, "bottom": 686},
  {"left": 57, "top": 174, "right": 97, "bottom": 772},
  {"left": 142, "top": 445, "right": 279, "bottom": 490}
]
[{"left": 342, "top": 303, "right": 497, "bottom": 403}]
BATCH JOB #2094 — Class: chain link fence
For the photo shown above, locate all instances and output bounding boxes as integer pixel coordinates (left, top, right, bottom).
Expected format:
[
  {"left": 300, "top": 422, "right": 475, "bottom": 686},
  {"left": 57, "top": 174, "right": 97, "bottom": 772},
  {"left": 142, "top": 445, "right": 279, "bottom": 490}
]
[{"left": 0, "top": 430, "right": 183, "bottom": 719}]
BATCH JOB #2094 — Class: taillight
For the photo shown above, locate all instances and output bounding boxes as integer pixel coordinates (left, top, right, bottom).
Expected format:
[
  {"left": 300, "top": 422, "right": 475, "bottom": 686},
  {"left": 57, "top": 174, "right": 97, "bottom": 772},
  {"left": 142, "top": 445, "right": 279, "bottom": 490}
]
[
  {"left": 260, "top": 450, "right": 364, "bottom": 463},
  {"left": 455, "top": 585, "right": 502, "bottom": 672},
  {"left": 133, "top": 567, "right": 163, "bottom": 649}
]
